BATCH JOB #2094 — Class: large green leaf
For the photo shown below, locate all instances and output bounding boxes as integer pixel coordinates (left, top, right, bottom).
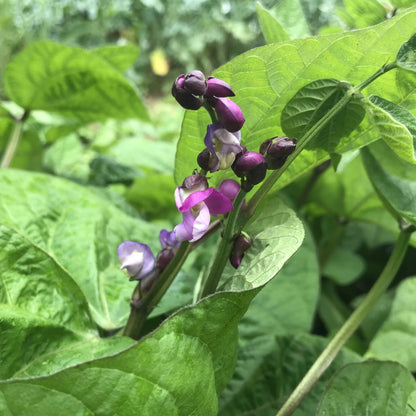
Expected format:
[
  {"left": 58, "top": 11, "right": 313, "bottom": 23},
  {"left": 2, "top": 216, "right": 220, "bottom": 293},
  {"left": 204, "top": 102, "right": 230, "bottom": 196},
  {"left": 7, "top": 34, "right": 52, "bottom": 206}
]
[
  {"left": 218, "top": 333, "right": 361, "bottom": 416},
  {"left": 366, "top": 277, "right": 416, "bottom": 371},
  {"left": 92, "top": 44, "right": 140, "bottom": 72},
  {"left": 316, "top": 361, "right": 416, "bottom": 415},
  {"left": 0, "top": 169, "right": 161, "bottom": 330},
  {"left": 3, "top": 41, "right": 148, "bottom": 123},
  {"left": 175, "top": 8, "right": 416, "bottom": 188},
  {"left": 365, "top": 95, "right": 416, "bottom": 164},
  {"left": 238, "top": 226, "right": 319, "bottom": 341},
  {"left": 361, "top": 140, "right": 416, "bottom": 226},
  {"left": 0, "top": 290, "right": 261, "bottom": 416}
]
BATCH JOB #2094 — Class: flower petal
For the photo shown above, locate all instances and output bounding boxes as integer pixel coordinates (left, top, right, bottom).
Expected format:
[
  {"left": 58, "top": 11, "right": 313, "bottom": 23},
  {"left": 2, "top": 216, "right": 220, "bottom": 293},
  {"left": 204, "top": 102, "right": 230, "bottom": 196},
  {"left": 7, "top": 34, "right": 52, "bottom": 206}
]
[
  {"left": 204, "top": 189, "right": 234, "bottom": 215},
  {"left": 117, "top": 241, "right": 155, "bottom": 280},
  {"left": 177, "top": 188, "right": 215, "bottom": 212}
]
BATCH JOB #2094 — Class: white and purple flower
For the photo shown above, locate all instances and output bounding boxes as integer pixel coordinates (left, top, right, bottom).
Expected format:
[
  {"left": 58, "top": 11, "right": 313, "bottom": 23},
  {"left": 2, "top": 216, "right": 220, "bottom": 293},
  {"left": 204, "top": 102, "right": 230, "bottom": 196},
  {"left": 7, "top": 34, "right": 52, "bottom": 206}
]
[
  {"left": 203, "top": 123, "right": 244, "bottom": 172},
  {"left": 173, "top": 174, "right": 234, "bottom": 242},
  {"left": 117, "top": 241, "right": 155, "bottom": 281}
]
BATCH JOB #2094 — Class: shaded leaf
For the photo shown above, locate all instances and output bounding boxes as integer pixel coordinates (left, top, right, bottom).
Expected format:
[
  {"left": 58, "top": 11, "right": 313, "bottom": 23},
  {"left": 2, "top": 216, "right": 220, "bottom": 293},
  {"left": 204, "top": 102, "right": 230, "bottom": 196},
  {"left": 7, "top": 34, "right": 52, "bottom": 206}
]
[
  {"left": 366, "top": 277, "right": 416, "bottom": 371},
  {"left": 361, "top": 140, "right": 416, "bottom": 226},
  {"left": 317, "top": 361, "right": 416, "bottom": 415},
  {"left": 281, "top": 78, "right": 365, "bottom": 152},
  {"left": 397, "top": 32, "right": 416, "bottom": 73}
]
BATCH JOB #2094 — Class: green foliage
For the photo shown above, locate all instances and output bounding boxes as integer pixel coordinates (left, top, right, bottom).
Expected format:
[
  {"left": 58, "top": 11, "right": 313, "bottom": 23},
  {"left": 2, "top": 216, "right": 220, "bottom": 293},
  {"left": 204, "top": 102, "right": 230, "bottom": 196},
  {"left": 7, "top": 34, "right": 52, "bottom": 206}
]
[
  {"left": 219, "top": 334, "right": 361, "bottom": 415},
  {"left": 256, "top": 2, "right": 289, "bottom": 44},
  {"left": 0, "top": 169, "right": 162, "bottom": 330},
  {"left": 316, "top": 361, "right": 416, "bottom": 415},
  {"left": 362, "top": 140, "right": 416, "bottom": 226},
  {"left": 366, "top": 277, "right": 416, "bottom": 371},
  {"left": 3, "top": 41, "right": 148, "bottom": 123},
  {"left": 397, "top": 32, "right": 416, "bottom": 73}
]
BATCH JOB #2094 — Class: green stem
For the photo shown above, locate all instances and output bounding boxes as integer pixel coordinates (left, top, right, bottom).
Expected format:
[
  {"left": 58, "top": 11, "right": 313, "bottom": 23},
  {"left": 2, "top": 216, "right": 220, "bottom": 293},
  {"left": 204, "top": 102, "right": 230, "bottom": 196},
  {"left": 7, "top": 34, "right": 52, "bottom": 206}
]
[
  {"left": 356, "top": 62, "right": 397, "bottom": 92},
  {"left": 1, "top": 111, "right": 29, "bottom": 168},
  {"left": 275, "top": 230, "right": 411, "bottom": 416},
  {"left": 199, "top": 190, "right": 247, "bottom": 298},
  {"left": 203, "top": 103, "right": 218, "bottom": 124},
  {"left": 123, "top": 241, "right": 191, "bottom": 340},
  {"left": 246, "top": 91, "right": 354, "bottom": 219}
]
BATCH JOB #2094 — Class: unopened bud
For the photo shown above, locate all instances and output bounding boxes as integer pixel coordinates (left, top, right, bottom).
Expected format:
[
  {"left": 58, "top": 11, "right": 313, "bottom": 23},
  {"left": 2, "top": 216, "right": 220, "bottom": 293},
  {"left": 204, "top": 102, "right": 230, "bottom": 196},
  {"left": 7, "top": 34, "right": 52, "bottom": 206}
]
[
  {"left": 184, "top": 70, "right": 207, "bottom": 96},
  {"left": 232, "top": 151, "right": 267, "bottom": 186},
  {"left": 215, "top": 98, "right": 245, "bottom": 132},
  {"left": 260, "top": 136, "right": 297, "bottom": 169},
  {"left": 156, "top": 248, "right": 175, "bottom": 270},
  {"left": 230, "top": 233, "right": 253, "bottom": 269},
  {"left": 197, "top": 148, "right": 216, "bottom": 171},
  {"left": 172, "top": 74, "right": 205, "bottom": 110},
  {"left": 205, "top": 77, "right": 235, "bottom": 98}
]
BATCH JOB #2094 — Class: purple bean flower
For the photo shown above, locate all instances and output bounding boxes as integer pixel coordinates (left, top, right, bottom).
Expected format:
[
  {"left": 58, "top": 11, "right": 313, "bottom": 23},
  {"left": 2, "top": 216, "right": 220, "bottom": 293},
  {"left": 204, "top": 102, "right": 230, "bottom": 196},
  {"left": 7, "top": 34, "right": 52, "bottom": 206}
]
[
  {"left": 159, "top": 229, "right": 181, "bottom": 251},
  {"left": 203, "top": 123, "right": 243, "bottom": 172},
  {"left": 173, "top": 174, "right": 234, "bottom": 242},
  {"left": 218, "top": 179, "right": 241, "bottom": 202},
  {"left": 215, "top": 97, "right": 245, "bottom": 132},
  {"left": 117, "top": 241, "right": 155, "bottom": 281}
]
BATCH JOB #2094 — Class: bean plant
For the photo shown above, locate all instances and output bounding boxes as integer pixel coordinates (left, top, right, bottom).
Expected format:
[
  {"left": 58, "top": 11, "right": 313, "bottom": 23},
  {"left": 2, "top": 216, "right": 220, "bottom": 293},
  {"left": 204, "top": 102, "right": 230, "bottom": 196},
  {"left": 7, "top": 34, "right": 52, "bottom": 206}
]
[{"left": 1, "top": 6, "right": 416, "bottom": 416}]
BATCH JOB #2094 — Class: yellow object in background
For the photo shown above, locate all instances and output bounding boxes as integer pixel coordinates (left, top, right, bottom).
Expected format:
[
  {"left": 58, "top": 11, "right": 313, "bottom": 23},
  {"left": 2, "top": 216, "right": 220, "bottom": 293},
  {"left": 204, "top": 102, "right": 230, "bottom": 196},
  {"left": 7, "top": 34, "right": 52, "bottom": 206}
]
[{"left": 150, "top": 49, "right": 169, "bottom": 76}]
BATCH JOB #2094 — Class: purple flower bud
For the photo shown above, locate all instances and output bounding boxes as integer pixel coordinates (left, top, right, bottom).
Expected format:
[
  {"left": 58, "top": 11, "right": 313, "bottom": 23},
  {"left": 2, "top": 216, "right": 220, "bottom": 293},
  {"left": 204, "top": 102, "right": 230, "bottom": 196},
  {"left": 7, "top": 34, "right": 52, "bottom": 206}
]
[
  {"left": 156, "top": 248, "right": 175, "bottom": 270},
  {"left": 159, "top": 229, "right": 180, "bottom": 251},
  {"left": 184, "top": 70, "right": 207, "bottom": 96},
  {"left": 205, "top": 77, "right": 235, "bottom": 98},
  {"left": 230, "top": 233, "right": 253, "bottom": 269},
  {"left": 117, "top": 241, "right": 155, "bottom": 281},
  {"left": 172, "top": 74, "right": 204, "bottom": 110},
  {"left": 182, "top": 172, "right": 208, "bottom": 192},
  {"left": 232, "top": 151, "right": 267, "bottom": 186},
  {"left": 197, "top": 148, "right": 217, "bottom": 171},
  {"left": 218, "top": 179, "right": 240, "bottom": 202},
  {"left": 215, "top": 98, "right": 245, "bottom": 132},
  {"left": 260, "top": 136, "right": 297, "bottom": 170}
]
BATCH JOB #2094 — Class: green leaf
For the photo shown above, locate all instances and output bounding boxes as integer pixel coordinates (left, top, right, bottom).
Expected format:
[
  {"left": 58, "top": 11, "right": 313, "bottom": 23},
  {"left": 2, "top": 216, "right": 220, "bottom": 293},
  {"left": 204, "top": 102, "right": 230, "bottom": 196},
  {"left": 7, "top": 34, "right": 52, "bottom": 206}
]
[
  {"left": 281, "top": 78, "right": 365, "bottom": 152},
  {"left": 361, "top": 140, "right": 416, "bottom": 226},
  {"left": 239, "top": 226, "right": 319, "bottom": 341},
  {"left": 338, "top": 0, "right": 387, "bottom": 29},
  {"left": 271, "top": 0, "right": 310, "bottom": 39},
  {"left": 3, "top": 41, "right": 148, "bottom": 123},
  {"left": 218, "top": 333, "right": 361, "bottom": 416},
  {"left": 0, "top": 290, "right": 261, "bottom": 416},
  {"left": 219, "top": 197, "right": 305, "bottom": 291},
  {"left": 0, "top": 169, "right": 161, "bottom": 330},
  {"left": 256, "top": 2, "right": 289, "bottom": 44},
  {"left": 366, "top": 95, "right": 416, "bottom": 164},
  {"left": 397, "top": 32, "right": 416, "bottom": 73},
  {"left": 317, "top": 361, "right": 416, "bottom": 415},
  {"left": 366, "top": 277, "right": 416, "bottom": 371},
  {"left": 0, "top": 106, "right": 13, "bottom": 150},
  {"left": 0, "top": 303, "right": 134, "bottom": 380},
  {"left": 88, "top": 155, "right": 143, "bottom": 186},
  {"left": 92, "top": 44, "right": 139, "bottom": 72},
  {"left": 175, "top": 8, "right": 416, "bottom": 188},
  {"left": 323, "top": 247, "right": 365, "bottom": 285}
]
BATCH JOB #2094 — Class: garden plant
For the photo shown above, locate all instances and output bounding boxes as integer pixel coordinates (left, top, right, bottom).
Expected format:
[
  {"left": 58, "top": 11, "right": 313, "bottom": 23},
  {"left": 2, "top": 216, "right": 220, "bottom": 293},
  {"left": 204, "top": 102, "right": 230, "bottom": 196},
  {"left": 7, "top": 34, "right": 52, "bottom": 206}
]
[{"left": 1, "top": 3, "right": 416, "bottom": 415}]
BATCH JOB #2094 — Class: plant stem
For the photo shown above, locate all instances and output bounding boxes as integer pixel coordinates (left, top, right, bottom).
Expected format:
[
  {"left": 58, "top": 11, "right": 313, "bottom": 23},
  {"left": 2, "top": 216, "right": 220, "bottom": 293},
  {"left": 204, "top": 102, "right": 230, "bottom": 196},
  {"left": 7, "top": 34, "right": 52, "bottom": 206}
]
[
  {"left": 199, "top": 189, "right": 247, "bottom": 298},
  {"left": 1, "top": 111, "right": 29, "bottom": 168},
  {"left": 356, "top": 62, "right": 397, "bottom": 92},
  {"left": 275, "top": 230, "right": 411, "bottom": 416},
  {"left": 123, "top": 241, "right": 191, "bottom": 340}
]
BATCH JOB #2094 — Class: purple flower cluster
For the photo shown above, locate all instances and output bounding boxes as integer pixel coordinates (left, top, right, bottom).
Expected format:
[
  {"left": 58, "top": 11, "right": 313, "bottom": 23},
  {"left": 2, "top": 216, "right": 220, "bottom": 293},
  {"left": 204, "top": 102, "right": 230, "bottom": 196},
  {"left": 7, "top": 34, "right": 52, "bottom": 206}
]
[{"left": 118, "top": 70, "right": 298, "bottom": 287}]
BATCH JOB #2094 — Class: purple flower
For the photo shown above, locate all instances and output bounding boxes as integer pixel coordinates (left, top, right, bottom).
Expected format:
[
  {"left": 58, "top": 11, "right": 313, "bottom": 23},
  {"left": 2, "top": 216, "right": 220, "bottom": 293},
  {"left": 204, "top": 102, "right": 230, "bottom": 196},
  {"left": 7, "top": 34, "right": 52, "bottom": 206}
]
[
  {"left": 260, "top": 136, "right": 297, "bottom": 170},
  {"left": 173, "top": 175, "right": 234, "bottom": 242},
  {"left": 172, "top": 73, "right": 205, "bottom": 110},
  {"left": 203, "top": 123, "right": 243, "bottom": 172},
  {"left": 205, "top": 77, "right": 235, "bottom": 103},
  {"left": 159, "top": 229, "right": 180, "bottom": 251},
  {"left": 232, "top": 150, "right": 267, "bottom": 187},
  {"left": 218, "top": 179, "right": 240, "bottom": 202},
  {"left": 215, "top": 98, "right": 245, "bottom": 132},
  {"left": 117, "top": 241, "right": 155, "bottom": 281}
]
